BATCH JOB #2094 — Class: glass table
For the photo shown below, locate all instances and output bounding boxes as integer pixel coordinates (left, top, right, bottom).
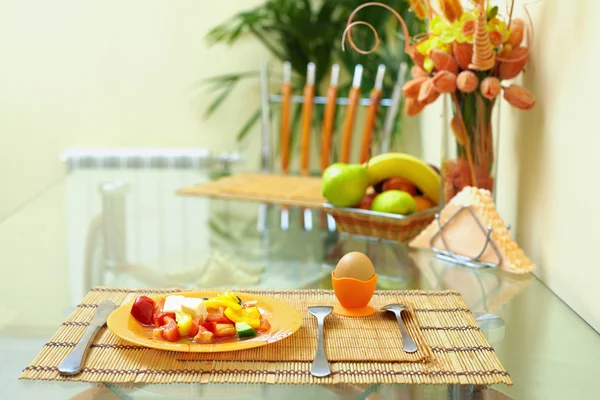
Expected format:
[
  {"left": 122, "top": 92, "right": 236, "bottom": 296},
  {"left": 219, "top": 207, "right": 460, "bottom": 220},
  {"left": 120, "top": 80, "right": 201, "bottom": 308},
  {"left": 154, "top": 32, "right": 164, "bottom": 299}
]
[{"left": 1, "top": 166, "right": 598, "bottom": 399}]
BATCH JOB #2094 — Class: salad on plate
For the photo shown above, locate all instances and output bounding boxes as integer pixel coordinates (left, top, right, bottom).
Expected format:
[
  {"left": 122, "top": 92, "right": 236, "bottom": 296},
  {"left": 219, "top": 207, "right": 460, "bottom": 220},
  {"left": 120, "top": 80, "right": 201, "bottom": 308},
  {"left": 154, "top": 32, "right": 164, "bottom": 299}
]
[{"left": 129, "top": 292, "right": 271, "bottom": 344}]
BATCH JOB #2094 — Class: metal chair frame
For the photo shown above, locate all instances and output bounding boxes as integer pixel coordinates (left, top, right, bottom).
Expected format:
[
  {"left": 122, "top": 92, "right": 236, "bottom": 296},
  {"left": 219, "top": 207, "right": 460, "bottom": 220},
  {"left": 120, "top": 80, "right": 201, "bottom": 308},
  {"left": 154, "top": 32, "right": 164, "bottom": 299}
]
[
  {"left": 259, "top": 61, "right": 408, "bottom": 173},
  {"left": 257, "top": 61, "right": 408, "bottom": 233}
]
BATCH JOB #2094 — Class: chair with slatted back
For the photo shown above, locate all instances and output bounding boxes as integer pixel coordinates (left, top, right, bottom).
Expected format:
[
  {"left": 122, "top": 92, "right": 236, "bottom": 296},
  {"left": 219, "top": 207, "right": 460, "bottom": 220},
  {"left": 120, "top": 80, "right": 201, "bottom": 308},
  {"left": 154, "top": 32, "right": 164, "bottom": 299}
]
[{"left": 257, "top": 61, "right": 408, "bottom": 232}]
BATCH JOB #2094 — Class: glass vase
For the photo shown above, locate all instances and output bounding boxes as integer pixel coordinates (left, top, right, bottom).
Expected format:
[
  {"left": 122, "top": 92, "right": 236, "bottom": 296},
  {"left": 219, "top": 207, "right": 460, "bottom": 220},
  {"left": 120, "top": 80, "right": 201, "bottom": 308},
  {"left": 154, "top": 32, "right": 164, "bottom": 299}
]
[{"left": 441, "top": 92, "right": 501, "bottom": 204}]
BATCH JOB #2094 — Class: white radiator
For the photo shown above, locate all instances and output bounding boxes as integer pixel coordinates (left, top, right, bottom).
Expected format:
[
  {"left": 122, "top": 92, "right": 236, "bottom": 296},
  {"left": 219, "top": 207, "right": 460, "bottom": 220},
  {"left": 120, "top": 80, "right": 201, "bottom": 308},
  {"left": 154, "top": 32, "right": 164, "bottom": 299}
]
[{"left": 62, "top": 148, "right": 229, "bottom": 303}]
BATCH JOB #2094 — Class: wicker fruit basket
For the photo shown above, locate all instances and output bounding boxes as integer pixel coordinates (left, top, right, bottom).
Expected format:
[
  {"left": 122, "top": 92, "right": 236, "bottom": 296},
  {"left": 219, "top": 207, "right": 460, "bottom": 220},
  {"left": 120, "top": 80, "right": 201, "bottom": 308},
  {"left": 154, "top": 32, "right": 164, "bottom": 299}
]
[{"left": 323, "top": 203, "right": 440, "bottom": 242}]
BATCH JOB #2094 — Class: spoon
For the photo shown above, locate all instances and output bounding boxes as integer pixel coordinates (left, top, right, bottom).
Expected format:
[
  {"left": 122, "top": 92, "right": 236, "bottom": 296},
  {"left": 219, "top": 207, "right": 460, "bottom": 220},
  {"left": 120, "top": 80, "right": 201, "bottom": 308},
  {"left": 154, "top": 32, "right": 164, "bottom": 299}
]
[
  {"left": 381, "top": 304, "right": 418, "bottom": 353},
  {"left": 308, "top": 306, "right": 333, "bottom": 377}
]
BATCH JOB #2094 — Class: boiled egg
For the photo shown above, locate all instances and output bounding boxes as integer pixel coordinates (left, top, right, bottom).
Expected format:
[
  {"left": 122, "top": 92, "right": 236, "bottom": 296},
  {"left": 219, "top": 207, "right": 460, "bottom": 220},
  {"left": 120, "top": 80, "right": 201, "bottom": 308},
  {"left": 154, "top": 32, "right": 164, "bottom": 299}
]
[{"left": 334, "top": 252, "right": 375, "bottom": 281}]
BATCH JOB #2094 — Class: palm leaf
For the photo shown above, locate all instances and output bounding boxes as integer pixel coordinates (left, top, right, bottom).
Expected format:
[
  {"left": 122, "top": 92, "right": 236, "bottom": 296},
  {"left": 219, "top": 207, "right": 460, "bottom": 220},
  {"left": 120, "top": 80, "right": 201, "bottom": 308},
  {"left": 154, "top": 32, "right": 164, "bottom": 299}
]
[
  {"left": 199, "top": 71, "right": 258, "bottom": 88},
  {"left": 236, "top": 109, "right": 261, "bottom": 142},
  {"left": 204, "top": 82, "right": 238, "bottom": 118}
]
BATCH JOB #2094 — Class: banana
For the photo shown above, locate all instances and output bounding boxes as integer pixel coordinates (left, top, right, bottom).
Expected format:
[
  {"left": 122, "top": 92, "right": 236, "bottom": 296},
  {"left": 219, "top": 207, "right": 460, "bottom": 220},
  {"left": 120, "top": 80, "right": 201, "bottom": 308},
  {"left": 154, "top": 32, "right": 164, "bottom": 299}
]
[{"left": 366, "top": 153, "right": 441, "bottom": 204}]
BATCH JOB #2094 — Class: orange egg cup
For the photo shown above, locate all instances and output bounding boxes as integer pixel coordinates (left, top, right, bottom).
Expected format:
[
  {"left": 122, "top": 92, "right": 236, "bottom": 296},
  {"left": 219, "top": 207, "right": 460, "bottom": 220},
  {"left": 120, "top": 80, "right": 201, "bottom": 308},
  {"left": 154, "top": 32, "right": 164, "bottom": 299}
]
[{"left": 331, "top": 271, "right": 378, "bottom": 317}]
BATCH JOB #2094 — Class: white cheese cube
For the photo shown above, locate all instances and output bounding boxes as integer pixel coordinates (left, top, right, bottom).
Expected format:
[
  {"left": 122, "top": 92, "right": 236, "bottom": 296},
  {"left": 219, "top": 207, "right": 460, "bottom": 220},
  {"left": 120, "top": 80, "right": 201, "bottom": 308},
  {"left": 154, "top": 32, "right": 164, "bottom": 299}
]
[
  {"left": 181, "top": 297, "right": 208, "bottom": 319},
  {"left": 163, "top": 295, "right": 185, "bottom": 313}
]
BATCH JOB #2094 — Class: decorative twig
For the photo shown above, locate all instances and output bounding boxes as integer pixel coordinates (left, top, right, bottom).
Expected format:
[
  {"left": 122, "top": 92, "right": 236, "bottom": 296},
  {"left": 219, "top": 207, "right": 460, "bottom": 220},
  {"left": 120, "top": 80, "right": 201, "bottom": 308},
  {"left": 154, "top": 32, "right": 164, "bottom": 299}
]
[
  {"left": 507, "top": 0, "right": 516, "bottom": 26},
  {"left": 342, "top": 2, "right": 412, "bottom": 55}
]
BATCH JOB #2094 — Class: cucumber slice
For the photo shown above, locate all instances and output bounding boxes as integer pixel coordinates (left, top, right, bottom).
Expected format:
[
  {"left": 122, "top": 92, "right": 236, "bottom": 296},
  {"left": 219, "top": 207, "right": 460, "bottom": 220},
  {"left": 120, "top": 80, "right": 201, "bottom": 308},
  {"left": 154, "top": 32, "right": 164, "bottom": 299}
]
[{"left": 235, "top": 322, "right": 257, "bottom": 338}]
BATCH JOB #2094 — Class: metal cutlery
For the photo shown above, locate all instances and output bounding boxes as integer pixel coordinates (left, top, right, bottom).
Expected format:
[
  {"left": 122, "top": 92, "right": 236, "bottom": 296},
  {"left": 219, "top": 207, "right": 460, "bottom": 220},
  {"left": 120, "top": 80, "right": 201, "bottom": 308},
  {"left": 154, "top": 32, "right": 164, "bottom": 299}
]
[
  {"left": 58, "top": 300, "right": 116, "bottom": 376},
  {"left": 308, "top": 306, "right": 333, "bottom": 377},
  {"left": 381, "top": 304, "right": 418, "bottom": 353}
]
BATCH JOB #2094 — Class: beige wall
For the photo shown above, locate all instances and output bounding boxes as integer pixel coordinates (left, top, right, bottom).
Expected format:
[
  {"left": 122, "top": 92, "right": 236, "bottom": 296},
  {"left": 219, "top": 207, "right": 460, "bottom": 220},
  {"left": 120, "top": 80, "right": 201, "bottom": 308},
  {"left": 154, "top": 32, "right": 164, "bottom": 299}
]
[
  {"left": 513, "top": 0, "right": 600, "bottom": 331},
  {"left": 0, "top": 0, "right": 267, "bottom": 220},
  {"left": 1, "top": 0, "right": 598, "bottom": 330}
]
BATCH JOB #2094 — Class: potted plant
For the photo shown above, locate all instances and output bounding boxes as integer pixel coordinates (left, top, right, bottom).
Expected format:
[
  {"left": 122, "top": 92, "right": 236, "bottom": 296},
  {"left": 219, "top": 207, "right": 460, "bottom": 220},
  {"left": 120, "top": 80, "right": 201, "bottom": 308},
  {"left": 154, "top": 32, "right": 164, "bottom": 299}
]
[{"left": 202, "top": 0, "right": 424, "bottom": 157}]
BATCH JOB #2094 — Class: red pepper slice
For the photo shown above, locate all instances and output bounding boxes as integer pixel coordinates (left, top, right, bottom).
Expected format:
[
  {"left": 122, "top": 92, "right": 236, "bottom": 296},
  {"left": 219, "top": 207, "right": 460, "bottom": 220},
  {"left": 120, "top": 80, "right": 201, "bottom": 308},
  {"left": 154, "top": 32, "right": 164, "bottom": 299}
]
[
  {"left": 189, "top": 316, "right": 204, "bottom": 338},
  {"left": 205, "top": 313, "right": 233, "bottom": 324},
  {"left": 201, "top": 322, "right": 218, "bottom": 333},
  {"left": 162, "top": 317, "right": 180, "bottom": 342},
  {"left": 152, "top": 311, "right": 176, "bottom": 327}
]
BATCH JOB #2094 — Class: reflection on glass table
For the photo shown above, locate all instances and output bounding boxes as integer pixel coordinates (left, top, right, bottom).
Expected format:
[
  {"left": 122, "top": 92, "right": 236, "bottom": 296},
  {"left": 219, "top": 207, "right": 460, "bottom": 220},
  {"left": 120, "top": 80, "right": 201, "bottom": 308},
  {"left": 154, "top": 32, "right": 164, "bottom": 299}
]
[
  {"left": 84, "top": 183, "right": 337, "bottom": 292},
  {"left": 1, "top": 167, "right": 599, "bottom": 400}
]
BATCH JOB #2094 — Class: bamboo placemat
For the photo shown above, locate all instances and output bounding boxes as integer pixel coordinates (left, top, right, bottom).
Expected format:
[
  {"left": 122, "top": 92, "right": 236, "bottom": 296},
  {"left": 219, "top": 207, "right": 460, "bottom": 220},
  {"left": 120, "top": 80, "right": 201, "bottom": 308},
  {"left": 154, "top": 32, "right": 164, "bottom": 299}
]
[
  {"left": 176, "top": 173, "right": 325, "bottom": 208},
  {"left": 20, "top": 287, "right": 512, "bottom": 385}
]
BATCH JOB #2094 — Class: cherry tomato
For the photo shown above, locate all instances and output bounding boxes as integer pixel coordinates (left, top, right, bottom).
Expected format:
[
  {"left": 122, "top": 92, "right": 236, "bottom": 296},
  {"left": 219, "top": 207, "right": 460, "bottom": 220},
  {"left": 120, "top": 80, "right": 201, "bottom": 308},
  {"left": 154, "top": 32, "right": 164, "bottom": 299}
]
[
  {"left": 214, "top": 323, "right": 236, "bottom": 338},
  {"left": 153, "top": 311, "right": 176, "bottom": 327},
  {"left": 162, "top": 317, "right": 181, "bottom": 342},
  {"left": 206, "top": 313, "right": 233, "bottom": 324},
  {"left": 257, "top": 317, "right": 271, "bottom": 333},
  {"left": 130, "top": 296, "right": 155, "bottom": 326}
]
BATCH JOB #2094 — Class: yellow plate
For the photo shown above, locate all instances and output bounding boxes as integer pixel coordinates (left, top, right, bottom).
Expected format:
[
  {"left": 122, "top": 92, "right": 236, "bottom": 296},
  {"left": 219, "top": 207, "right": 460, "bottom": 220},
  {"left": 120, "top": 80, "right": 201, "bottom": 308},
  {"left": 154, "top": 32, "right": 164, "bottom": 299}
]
[{"left": 107, "top": 291, "right": 302, "bottom": 352}]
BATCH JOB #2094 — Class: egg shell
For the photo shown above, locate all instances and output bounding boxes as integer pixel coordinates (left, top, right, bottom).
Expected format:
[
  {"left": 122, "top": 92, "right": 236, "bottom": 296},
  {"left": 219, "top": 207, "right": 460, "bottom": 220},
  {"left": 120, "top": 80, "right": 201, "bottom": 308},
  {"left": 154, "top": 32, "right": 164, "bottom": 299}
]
[{"left": 334, "top": 252, "right": 375, "bottom": 281}]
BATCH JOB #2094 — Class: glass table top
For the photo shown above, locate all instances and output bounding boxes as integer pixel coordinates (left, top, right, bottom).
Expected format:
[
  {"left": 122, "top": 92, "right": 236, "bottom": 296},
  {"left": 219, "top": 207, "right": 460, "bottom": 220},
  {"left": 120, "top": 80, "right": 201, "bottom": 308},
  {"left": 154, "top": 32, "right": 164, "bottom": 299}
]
[{"left": 1, "top": 167, "right": 598, "bottom": 399}]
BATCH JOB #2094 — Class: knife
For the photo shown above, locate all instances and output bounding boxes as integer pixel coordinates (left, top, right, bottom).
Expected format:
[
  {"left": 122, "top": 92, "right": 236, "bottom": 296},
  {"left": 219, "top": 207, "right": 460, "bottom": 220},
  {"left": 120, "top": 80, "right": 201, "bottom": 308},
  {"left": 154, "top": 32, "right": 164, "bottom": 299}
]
[{"left": 58, "top": 300, "right": 117, "bottom": 376}]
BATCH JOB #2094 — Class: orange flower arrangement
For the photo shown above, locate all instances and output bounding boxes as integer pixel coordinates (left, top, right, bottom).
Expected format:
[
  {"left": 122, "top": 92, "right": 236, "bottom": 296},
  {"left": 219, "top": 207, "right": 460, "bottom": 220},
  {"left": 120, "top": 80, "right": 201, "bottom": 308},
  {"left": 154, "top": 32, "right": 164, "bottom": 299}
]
[{"left": 343, "top": 0, "right": 536, "bottom": 202}]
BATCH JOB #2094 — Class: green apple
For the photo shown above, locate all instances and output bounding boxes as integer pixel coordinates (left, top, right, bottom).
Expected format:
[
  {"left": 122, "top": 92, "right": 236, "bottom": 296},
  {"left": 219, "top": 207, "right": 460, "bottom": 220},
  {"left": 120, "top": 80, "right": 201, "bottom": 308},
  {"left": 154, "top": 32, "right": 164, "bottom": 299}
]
[
  {"left": 371, "top": 190, "right": 416, "bottom": 215},
  {"left": 322, "top": 163, "right": 369, "bottom": 207}
]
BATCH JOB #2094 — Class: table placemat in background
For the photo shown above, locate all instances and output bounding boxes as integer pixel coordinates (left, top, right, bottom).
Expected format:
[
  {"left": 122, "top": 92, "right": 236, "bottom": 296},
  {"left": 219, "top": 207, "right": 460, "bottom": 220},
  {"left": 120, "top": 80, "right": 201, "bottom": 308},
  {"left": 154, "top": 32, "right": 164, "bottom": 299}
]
[
  {"left": 176, "top": 173, "right": 325, "bottom": 208},
  {"left": 20, "top": 288, "right": 512, "bottom": 385}
]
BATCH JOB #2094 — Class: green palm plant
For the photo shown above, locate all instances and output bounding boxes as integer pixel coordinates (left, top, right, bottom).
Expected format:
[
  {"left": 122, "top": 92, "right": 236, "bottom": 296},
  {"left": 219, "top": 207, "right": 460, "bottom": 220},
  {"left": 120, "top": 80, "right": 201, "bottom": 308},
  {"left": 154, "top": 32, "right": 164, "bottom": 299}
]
[{"left": 203, "top": 0, "right": 424, "bottom": 157}]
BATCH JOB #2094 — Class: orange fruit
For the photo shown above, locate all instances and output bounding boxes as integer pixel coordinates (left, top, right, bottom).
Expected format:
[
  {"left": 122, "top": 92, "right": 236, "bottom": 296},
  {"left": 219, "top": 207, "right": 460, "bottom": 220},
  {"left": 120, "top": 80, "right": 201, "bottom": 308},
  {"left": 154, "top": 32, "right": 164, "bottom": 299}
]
[
  {"left": 381, "top": 177, "right": 418, "bottom": 196},
  {"left": 414, "top": 195, "right": 435, "bottom": 212}
]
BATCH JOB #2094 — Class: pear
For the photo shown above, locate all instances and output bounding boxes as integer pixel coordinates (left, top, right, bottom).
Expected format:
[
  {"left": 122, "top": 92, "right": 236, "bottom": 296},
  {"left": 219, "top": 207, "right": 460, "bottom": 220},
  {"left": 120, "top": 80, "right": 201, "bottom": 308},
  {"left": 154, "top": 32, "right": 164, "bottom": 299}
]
[
  {"left": 371, "top": 190, "right": 416, "bottom": 215},
  {"left": 322, "top": 163, "right": 369, "bottom": 207}
]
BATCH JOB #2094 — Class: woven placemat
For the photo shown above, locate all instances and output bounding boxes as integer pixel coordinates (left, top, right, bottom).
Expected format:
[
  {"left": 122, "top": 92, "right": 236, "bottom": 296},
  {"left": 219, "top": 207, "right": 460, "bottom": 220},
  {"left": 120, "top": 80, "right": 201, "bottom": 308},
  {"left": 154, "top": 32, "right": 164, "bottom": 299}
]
[
  {"left": 20, "top": 287, "right": 512, "bottom": 385},
  {"left": 176, "top": 173, "right": 325, "bottom": 208}
]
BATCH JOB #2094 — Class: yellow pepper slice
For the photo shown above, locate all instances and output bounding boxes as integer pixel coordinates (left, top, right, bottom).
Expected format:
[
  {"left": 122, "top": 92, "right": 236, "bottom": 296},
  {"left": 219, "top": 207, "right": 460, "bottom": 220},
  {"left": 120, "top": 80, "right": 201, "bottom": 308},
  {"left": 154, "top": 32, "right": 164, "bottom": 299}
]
[
  {"left": 175, "top": 311, "right": 192, "bottom": 337},
  {"left": 221, "top": 292, "right": 241, "bottom": 302},
  {"left": 204, "top": 295, "right": 242, "bottom": 311},
  {"left": 223, "top": 306, "right": 260, "bottom": 328},
  {"left": 243, "top": 307, "right": 260, "bottom": 328},
  {"left": 224, "top": 307, "right": 244, "bottom": 323},
  {"left": 244, "top": 307, "right": 259, "bottom": 318}
]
